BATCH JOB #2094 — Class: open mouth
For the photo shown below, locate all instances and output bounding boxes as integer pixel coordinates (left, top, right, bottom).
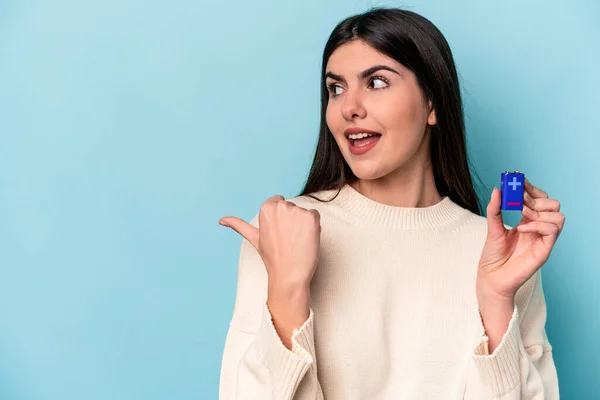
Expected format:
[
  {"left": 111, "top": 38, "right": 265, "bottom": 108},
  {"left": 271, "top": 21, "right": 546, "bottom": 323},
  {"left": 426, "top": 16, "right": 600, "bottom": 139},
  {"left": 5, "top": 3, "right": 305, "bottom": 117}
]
[
  {"left": 347, "top": 133, "right": 382, "bottom": 147},
  {"left": 346, "top": 133, "right": 382, "bottom": 155}
]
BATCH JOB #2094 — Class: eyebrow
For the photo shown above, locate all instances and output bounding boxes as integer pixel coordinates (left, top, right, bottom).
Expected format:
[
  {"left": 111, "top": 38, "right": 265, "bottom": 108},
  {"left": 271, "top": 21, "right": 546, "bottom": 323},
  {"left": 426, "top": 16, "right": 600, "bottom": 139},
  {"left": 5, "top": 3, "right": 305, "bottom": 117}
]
[{"left": 325, "top": 65, "right": 401, "bottom": 83}]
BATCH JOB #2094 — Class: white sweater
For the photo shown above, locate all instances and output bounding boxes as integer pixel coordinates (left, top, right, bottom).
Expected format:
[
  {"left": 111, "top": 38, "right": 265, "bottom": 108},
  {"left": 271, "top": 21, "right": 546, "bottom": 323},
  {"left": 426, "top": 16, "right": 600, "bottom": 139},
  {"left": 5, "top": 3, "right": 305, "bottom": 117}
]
[{"left": 219, "top": 183, "right": 559, "bottom": 399}]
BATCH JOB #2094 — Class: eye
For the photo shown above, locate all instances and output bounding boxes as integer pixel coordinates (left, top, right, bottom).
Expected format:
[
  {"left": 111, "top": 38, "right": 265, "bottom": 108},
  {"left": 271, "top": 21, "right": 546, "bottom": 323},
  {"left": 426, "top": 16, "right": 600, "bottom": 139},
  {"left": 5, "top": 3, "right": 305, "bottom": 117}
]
[
  {"left": 326, "top": 75, "right": 390, "bottom": 98},
  {"left": 326, "top": 83, "right": 343, "bottom": 97},
  {"left": 369, "top": 76, "right": 389, "bottom": 89}
]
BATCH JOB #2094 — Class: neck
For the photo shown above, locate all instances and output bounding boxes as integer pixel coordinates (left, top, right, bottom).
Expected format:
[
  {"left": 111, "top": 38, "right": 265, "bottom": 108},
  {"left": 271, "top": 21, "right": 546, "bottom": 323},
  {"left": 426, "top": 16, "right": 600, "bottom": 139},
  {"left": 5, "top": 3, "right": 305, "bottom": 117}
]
[{"left": 351, "top": 160, "right": 442, "bottom": 209}]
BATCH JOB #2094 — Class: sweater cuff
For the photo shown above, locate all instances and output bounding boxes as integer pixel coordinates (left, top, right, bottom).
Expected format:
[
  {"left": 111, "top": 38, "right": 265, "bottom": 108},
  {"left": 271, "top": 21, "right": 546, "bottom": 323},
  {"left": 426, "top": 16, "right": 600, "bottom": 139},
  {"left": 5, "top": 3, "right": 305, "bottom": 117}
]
[
  {"left": 472, "top": 304, "right": 522, "bottom": 397},
  {"left": 253, "top": 302, "right": 315, "bottom": 399}
]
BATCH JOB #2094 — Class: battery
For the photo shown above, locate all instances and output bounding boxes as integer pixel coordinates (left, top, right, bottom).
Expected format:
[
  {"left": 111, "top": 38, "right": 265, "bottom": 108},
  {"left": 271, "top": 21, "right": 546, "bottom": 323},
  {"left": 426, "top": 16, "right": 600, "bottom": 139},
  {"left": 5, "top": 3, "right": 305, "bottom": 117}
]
[{"left": 500, "top": 171, "right": 525, "bottom": 211}]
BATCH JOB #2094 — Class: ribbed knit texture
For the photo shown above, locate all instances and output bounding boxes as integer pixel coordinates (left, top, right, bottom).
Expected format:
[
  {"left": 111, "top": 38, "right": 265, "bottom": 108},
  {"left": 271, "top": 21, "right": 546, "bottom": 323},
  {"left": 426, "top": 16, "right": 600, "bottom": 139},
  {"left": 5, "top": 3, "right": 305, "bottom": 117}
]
[{"left": 219, "top": 184, "right": 559, "bottom": 399}]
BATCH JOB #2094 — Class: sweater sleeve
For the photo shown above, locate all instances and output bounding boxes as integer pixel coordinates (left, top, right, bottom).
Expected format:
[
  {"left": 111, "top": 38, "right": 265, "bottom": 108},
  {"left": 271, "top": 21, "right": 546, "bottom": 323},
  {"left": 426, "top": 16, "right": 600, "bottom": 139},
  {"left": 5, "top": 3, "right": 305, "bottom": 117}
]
[
  {"left": 464, "top": 270, "right": 559, "bottom": 399},
  {"left": 219, "top": 214, "right": 325, "bottom": 400}
]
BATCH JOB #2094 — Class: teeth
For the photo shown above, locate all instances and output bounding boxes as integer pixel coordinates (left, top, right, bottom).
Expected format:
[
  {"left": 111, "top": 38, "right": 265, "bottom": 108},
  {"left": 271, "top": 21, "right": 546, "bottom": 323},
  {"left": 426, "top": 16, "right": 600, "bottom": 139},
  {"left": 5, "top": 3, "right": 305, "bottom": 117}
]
[{"left": 348, "top": 132, "right": 379, "bottom": 139}]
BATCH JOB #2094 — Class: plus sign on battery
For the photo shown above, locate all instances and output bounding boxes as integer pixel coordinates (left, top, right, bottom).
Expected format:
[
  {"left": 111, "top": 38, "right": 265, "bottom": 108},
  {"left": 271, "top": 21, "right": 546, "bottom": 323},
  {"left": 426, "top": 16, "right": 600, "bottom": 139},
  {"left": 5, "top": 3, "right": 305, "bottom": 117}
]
[{"left": 508, "top": 177, "right": 522, "bottom": 191}]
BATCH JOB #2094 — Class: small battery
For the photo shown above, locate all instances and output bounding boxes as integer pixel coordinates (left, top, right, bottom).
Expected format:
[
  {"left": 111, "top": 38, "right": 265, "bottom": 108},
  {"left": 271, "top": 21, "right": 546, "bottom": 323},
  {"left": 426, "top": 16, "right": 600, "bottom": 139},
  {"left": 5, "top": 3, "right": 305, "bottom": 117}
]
[{"left": 500, "top": 171, "right": 525, "bottom": 210}]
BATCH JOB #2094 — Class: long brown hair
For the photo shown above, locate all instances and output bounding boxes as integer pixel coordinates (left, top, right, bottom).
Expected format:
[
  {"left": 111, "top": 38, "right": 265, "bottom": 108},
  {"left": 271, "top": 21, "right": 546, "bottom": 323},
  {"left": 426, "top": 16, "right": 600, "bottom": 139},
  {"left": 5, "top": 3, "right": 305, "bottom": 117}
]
[{"left": 298, "top": 7, "right": 483, "bottom": 216}]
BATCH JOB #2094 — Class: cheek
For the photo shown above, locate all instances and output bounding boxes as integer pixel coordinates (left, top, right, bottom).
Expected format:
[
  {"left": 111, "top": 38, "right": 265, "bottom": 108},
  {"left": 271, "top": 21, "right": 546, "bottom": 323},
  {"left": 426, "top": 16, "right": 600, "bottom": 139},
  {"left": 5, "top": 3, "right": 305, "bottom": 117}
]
[
  {"left": 377, "top": 92, "right": 412, "bottom": 122},
  {"left": 325, "top": 104, "right": 340, "bottom": 135},
  {"left": 372, "top": 91, "right": 427, "bottom": 133}
]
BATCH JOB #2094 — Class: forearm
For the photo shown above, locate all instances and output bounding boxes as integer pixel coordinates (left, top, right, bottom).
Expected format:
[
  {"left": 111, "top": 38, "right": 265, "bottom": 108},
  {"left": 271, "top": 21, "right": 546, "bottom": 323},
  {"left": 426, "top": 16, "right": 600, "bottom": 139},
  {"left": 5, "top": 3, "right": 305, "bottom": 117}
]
[
  {"left": 476, "top": 279, "right": 515, "bottom": 354},
  {"left": 477, "top": 297, "right": 514, "bottom": 353},
  {"left": 267, "top": 280, "right": 311, "bottom": 350},
  {"left": 467, "top": 272, "right": 559, "bottom": 399}
]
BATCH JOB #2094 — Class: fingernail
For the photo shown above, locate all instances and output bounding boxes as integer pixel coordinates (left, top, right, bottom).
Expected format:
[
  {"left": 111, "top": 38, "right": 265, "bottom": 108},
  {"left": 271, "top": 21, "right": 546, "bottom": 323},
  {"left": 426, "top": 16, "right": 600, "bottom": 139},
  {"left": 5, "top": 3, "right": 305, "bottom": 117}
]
[{"left": 219, "top": 220, "right": 229, "bottom": 227}]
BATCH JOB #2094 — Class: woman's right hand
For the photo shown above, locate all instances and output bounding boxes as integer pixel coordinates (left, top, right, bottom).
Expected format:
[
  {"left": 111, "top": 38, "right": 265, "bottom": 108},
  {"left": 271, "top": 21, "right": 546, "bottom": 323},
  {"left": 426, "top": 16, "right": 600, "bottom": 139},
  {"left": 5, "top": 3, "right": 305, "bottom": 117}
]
[{"left": 219, "top": 195, "right": 321, "bottom": 348}]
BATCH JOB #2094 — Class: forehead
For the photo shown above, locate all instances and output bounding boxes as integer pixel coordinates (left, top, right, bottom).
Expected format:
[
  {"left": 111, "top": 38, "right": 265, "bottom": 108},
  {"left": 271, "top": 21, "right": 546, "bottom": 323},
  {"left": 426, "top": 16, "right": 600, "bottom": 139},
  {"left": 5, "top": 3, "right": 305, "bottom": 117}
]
[{"left": 325, "top": 40, "right": 402, "bottom": 73}]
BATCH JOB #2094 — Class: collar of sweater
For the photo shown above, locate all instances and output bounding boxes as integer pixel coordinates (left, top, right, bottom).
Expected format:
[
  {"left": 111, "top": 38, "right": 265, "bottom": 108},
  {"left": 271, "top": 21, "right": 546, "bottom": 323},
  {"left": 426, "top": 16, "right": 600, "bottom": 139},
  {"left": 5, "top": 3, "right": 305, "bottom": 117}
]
[{"left": 327, "top": 183, "right": 472, "bottom": 231}]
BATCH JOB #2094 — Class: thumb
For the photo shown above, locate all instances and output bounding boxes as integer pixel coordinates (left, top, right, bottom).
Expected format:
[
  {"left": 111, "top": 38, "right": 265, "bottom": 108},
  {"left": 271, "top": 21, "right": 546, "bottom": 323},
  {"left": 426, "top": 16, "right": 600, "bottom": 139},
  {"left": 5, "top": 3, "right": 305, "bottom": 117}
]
[
  {"left": 486, "top": 187, "right": 506, "bottom": 240},
  {"left": 219, "top": 216, "right": 260, "bottom": 249}
]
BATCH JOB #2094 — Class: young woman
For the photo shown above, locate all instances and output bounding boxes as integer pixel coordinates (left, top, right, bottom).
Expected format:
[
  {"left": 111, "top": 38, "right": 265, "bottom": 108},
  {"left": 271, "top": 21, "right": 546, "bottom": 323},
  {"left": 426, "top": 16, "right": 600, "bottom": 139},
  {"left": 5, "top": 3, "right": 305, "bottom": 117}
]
[{"left": 218, "top": 7, "right": 563, "bottom": 400}]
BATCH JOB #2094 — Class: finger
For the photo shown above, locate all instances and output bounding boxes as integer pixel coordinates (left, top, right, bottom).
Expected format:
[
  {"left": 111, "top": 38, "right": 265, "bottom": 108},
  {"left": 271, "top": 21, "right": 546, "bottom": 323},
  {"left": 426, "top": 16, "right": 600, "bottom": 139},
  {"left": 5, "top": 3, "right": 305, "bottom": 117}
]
[
  {"left": 516, "top": 221, "right": 559, "bottom": 267},
  {"left": 523, "top": 192, "right": 560, "bottom": 212},
  {"left": 264, "top": 195, "right": 299, "bottom": 210},
  {"left": 307, "top": 208, "right": 320, "bottom": 219},
  {"left": 524, "top": 178, "right": 548, "bottom": 199},
  {"left": 522, "top": 206, "right": 566, "bottom": 233},
  {"left": 516, "top": 220, "right": 560, "bottom": 250},
  {"left": 219, "top": 216, "right": 260, "bottom": 249},
  {"left": 265, "top": 195, "right": 285, "bottom": 203},
  {"left": 516, "top": 220, "right": 560, "bottom": 238},
  {"left": 486, "top": 187, "right": 507, "bottom": 240},
  {"left": 307, "top": 208, "right": 321, "bottom": 226}
]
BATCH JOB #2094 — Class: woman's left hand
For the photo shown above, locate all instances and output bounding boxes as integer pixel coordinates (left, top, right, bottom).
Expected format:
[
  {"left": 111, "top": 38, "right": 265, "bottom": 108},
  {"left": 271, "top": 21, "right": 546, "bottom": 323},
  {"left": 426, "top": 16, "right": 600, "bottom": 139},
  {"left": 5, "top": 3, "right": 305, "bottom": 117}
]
[{"left": 477, "top": 178, "right": 565, "bottom": 304}]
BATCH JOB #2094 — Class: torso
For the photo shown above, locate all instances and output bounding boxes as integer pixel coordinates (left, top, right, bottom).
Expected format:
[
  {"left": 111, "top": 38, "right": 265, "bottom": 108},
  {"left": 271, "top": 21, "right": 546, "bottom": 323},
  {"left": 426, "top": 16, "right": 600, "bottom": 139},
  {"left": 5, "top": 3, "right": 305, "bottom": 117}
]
[{"left": 290, "top": 187, "right": 489, "bottom": 399}]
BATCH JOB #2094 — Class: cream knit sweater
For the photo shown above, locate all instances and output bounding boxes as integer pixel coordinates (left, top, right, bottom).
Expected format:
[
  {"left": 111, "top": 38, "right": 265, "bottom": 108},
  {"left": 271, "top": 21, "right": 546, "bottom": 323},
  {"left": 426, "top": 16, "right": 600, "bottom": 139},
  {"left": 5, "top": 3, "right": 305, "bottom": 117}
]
[{"left": 219, "top": 183, "right": 559, "bottom": 399}]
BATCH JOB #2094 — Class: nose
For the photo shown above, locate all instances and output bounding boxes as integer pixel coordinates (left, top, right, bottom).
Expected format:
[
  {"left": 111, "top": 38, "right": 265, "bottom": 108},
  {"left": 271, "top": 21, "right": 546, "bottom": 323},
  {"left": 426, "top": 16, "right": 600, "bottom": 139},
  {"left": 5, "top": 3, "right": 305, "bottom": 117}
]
[{"left": 341, "top": 90, "right": 367, "bottom": 120}]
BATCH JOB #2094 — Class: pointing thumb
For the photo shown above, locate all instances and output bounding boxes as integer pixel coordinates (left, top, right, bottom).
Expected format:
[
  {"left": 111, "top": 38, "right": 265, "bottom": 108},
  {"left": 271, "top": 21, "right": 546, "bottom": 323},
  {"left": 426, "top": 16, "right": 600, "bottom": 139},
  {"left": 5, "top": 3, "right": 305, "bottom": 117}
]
[{"left": 219, "top": 216, "right": 260, "bottom": 249}]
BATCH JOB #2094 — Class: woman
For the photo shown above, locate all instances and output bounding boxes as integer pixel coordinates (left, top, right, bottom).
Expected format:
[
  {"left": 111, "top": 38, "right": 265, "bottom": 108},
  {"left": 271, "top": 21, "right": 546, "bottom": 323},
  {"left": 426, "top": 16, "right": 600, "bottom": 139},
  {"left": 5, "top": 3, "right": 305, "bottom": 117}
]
[{"left": 218, "top": 7, "right": 563, "bottom": 400}]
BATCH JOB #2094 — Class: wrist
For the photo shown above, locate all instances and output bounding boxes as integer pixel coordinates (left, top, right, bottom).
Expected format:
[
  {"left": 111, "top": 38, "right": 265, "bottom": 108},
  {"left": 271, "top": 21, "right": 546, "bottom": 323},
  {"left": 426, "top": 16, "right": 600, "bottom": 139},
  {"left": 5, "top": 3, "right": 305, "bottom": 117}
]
[
  {"left": 268, "top": 276, "right": 310, "bottom": 296},
  {"left": 477, "top": 291, "right": 514, "bottom": 309},
  {"left": 267, "top": 280, "right": 310, "bottom": 317},
  {"left": 476, "top": 277, "right": 514, "bottom": 308}
]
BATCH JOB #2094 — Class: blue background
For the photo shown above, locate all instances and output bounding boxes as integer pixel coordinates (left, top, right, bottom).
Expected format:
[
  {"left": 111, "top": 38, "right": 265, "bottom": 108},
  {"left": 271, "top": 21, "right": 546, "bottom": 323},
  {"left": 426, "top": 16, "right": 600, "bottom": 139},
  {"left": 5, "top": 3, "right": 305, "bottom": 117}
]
[{"left": 1, "top": 0, "right": 598, "bottom": 398}]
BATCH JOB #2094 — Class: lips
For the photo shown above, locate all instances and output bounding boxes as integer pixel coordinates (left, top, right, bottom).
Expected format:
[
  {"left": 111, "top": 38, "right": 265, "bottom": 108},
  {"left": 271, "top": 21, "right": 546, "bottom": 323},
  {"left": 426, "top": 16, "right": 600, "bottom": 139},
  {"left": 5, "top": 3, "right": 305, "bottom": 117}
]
[
  {"left": 347, "top": 134, "right": 381, "bottom": 155},
  {"left": 344, "top": 127, "right": 381, "bottom": 138}
]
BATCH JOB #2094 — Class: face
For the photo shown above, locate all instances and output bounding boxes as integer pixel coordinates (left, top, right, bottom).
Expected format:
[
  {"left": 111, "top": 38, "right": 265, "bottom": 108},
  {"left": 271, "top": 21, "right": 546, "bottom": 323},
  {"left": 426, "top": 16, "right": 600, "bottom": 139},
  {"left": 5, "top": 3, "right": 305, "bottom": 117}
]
[{"left": 325, "top": 40, "right": 437, "bottom": 181}]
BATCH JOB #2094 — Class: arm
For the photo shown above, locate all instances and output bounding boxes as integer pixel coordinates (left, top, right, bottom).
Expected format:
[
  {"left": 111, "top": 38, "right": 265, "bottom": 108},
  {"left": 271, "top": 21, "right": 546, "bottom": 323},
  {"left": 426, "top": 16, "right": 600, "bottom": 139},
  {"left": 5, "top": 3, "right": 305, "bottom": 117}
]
[
  {"left": 465, "top": 270, "right": 559, "bottom": 399},
  {"left": 219, "top": 217, "right": 325, "bottom": 400}
]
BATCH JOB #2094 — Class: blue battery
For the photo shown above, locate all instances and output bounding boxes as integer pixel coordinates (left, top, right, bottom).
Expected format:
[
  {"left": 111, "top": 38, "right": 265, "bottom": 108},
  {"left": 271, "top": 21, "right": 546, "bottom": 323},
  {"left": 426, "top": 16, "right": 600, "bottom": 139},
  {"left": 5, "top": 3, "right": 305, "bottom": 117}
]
[{"left": 500, "top": 171, "right": 524, "bottom": 210}]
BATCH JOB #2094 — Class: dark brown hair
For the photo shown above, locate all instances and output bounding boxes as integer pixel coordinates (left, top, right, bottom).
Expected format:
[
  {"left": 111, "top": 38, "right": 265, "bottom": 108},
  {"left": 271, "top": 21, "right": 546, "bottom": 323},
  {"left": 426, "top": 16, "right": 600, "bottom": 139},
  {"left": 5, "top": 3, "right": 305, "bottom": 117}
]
[{"left": 298, "top": 7, "right": 483, "bottom": 216}]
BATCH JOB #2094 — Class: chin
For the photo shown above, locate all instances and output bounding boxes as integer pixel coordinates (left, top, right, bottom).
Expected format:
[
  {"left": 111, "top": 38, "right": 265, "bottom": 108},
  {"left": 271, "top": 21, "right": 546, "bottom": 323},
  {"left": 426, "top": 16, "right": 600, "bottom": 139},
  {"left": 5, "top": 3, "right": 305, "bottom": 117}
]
[
  {"left": 349, "top": 155, "right": 411, "bottom": 181},
  {"left": 348, "top": 164, "right": 389, "bottom": 181}
]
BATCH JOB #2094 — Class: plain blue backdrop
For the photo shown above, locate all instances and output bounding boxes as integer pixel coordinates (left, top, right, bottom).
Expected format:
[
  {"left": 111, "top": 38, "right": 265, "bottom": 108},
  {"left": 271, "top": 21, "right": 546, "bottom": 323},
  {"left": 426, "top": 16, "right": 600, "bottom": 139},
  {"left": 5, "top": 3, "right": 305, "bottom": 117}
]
[{"left": 1, "top": 0, "right": 598, "bottom": 398}]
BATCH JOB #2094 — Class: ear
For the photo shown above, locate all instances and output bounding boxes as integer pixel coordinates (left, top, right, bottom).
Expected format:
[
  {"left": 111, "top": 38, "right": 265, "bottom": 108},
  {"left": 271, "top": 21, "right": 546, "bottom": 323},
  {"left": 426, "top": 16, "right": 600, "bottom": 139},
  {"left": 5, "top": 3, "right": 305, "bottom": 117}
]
[{"left": 427, "top": 100, "right": 437, "bottom": 125}]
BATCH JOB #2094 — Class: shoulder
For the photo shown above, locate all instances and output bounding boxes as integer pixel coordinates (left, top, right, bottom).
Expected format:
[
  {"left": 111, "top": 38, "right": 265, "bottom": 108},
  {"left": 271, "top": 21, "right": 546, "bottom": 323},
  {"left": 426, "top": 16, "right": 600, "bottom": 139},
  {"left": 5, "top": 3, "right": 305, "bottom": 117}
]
[{"left": 286, "top": 189, "right": 340, "bottom": 209}]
